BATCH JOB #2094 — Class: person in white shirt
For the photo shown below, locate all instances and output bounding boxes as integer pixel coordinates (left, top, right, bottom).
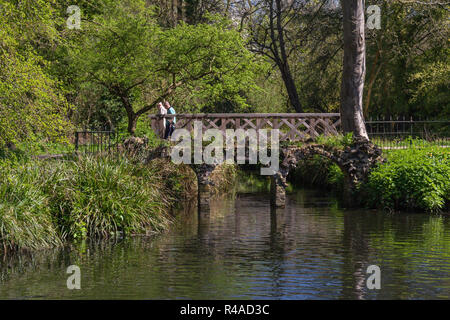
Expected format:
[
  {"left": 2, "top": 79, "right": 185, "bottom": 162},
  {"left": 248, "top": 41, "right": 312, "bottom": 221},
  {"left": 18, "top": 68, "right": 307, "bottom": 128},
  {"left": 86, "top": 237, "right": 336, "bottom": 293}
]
[
  {"left": 154, "top": 102, "right": 167, "bottom": 139},
  {"left": 163, "top": 101, "right": 176, "bottom": 139}
]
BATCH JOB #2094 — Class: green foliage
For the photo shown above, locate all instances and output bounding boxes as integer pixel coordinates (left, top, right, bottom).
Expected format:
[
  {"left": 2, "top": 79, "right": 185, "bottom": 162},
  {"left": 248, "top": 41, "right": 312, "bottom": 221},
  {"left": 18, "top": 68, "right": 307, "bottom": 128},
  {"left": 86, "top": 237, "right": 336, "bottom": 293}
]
[
  {"left": 42, "top": 157, "right": 172, "bottom": 239},
  {"left": 0, "top": 0, "right": 72, "bottom": 147},
  {"left": 2, "top": 0, "right": 448, "bottom": 144},
  {"left": 134, "top": 117, "right": 170, "bottom": 149},
  {"left": 0, "top": 147, "right": 29, "bottom": 163},
  {"left": 160, "top": 14, "right": 262, "bottom": 113},
  {"left": 209, "top": 163, "right": 238, "bottom": 195},
  {"left": 365, "top": 147, "right": 450, "bottom": 211},
  {"left": 372, "top": 136, "right": 450, "bottom": 150},
  {"left": 235, "top": 171, "right": 271, "bottom": 194},
  {"left": 287, "top": 133, "right": 352, "bottom": 192},
  {"left": 292, "top": 7, "right": 342, "bottom": 113},
  {"left": 409, "top": 59, "right": 450, "bottom": 119},
  {"left": 0, "top": 161, "right": 62, "bottom": 251},
  {"left": 0, "top": 154, "right": 200, "bottom": 252},
  {"left": 364, "top": 0, "right": 449, "bottom": 118},
  {"left": 67, "top": 2, "right": 261, "bottom": 132},
  {"left": 327, "top": 163, "right": 345, "bottom": 190},
  {"left": 245, "top": 72, "right": 289, "bottom": 114},
  {"left": 315, "top": 133, "right": 354, "bottom": 149},
  {"left": 288, "top": 155, "right": 344, "bottom": 192}
]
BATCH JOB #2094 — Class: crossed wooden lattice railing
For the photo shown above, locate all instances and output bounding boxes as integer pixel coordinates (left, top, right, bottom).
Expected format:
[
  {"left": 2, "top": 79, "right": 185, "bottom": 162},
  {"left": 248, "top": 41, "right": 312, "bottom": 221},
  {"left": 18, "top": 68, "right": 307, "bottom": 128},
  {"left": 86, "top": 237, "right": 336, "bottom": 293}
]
[{"left": 149, "top": 113, "right": 341, "bottom": 141}]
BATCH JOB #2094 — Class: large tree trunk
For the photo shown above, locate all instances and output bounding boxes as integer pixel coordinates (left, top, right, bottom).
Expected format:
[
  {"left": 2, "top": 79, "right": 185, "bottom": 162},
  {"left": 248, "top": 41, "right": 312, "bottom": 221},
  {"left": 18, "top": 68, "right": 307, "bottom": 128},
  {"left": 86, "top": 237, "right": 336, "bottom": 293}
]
[
  {"left": 127, "top": 113, "right": 138, "bottom": 136},
  {"left": 119, "top": 94, "right": 138, "bottom": 135},
  {"left": 280, "top": 63, "right": 303, "bottom": 113},
  {"left": 340, "top": 0, "right": 369, "bottom": 140},
  {"left": 274, "top": 0, "right": 303, "bottom": 113}
]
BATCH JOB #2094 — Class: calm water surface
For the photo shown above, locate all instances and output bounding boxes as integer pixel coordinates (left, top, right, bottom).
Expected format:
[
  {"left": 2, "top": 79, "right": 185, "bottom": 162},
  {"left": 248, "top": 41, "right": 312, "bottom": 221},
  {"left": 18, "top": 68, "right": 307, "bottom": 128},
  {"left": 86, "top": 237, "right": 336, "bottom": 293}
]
[{"left": 1, "top": 184, "right": 450, "bottom": 299}]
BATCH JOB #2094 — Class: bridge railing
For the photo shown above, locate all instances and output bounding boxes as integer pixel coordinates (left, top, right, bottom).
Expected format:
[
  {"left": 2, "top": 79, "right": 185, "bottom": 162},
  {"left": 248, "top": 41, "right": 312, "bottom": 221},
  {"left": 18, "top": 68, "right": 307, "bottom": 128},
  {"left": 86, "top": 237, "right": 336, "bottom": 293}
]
[{"left": 149, "top": 113, "right": 341, "bottom": 142}]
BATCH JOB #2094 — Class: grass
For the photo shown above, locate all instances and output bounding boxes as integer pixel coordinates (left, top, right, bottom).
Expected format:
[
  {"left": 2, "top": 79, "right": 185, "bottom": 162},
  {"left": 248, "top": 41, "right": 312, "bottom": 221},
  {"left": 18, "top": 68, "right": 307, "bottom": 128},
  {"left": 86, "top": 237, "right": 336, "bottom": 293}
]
[
  {"left": 370, "top": 136, "right": 450, "bottom": 149},
  {"left": 0, "top": 154, "right": 201, "bottom": 253},
  {"left": 0, "top": 130, "right": 240, "bottom": 252},
  {"left": 42, "top": 157, "right": 174, "bottom": 239},
  {"left": 235, "top": 171, "right": 271, "bottom": 193},
  {"left": 0, "top": 162, "right": 62, "bottom": 251},
  {"left": 288, "top": 133, "right": 354, "bottom": 149},
  {"left": 209, "top": 163, "right": 238, "bottom": 195}
]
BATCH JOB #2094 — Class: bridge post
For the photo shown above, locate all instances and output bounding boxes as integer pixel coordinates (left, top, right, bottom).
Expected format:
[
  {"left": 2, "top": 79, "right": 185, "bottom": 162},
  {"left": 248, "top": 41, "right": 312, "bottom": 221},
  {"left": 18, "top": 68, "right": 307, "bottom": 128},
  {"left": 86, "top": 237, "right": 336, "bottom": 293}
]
[
  {"left": 192, "top": 164, "right": 218, "bottom": 212},
  {"left": 198, "top": 180, "right": 212, "bottom": 211},
  {"left": 270, "top": 172, "right": 287, "bottom": 208}
]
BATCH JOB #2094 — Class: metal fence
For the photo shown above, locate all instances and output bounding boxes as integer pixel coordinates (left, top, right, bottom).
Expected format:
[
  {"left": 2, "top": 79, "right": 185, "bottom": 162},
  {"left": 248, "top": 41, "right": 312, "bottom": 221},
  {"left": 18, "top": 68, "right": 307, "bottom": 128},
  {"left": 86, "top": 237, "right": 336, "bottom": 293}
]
[
  {"left": 72, "top": 117, "right": 449, "bottom": 154},
  {"left": 365, "top": 117, "right": 450, "bottom": 149},
  {"left": 74, "top": 130, "right": 119, "bottom": 154}
]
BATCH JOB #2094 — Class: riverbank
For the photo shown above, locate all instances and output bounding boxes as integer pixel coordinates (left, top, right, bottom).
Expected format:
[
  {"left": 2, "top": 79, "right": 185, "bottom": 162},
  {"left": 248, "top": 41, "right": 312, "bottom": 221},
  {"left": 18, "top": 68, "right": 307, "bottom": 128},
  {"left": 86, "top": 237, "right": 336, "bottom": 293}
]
[
  {"left": 1, "top": 139, "right": 448, "bottom": 253},
  {"left": 0, "top": 149, "right": 236, "bottom": 253}
]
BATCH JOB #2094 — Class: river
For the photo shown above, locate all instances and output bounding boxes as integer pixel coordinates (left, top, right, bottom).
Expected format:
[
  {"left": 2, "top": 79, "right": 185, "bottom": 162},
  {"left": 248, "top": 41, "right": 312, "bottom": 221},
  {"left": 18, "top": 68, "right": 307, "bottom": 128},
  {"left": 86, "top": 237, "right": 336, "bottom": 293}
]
[{"left": 1, "top": 176, "right": 449, "bottom": 299}]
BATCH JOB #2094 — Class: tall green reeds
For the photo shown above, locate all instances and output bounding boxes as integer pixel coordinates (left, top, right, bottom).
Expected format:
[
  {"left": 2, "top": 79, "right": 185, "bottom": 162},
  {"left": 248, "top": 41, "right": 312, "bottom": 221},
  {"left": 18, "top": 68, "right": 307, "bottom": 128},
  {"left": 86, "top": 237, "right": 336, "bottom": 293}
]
[
  {"left": 0, "top": 162, "right": 61, "bottom": 251},
  {"left": 0, "top": 156, "right": 194, "bottom": 252},
  {"left": 42, "top": 157, "right": 173, "bottom": 239}
]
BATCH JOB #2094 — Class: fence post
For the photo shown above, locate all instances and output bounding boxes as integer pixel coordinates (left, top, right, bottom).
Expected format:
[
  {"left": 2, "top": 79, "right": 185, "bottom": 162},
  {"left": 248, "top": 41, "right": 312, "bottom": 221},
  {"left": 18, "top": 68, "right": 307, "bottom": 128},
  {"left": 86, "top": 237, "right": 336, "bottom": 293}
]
[
  {"left": 410, "top": 116, "right": 413, "bottom": 147},
  {"left": 75, "top": 132, "right": 79, "bottom": 151}
]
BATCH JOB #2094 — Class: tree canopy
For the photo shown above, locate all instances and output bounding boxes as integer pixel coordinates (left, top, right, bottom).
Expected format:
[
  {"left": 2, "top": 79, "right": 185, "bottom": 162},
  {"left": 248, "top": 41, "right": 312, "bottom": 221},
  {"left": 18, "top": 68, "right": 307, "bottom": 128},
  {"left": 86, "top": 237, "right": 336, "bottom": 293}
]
[
  {"left": 66, "top": 0, "right": 261, "bottom": 134},
  {"left": 0, "top": 0, "right": 71, "bottom": 147},
  {"left": 0, "top": 0, "right": 448, "bottom": 143}
]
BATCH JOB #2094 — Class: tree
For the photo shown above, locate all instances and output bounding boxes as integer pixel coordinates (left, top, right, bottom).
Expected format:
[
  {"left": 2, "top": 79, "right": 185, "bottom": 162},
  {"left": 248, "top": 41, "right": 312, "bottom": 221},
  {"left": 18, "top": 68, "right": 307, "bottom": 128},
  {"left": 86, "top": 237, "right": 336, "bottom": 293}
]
[
  {"left": 340, "top": 0, "right": 369, "bottom": 140},
  {"left": 246, "top": 0, "right": 306, "bottom": 113},
  {"left": 363, "top": 0, "right": 449, "bottom": 118},
  {"left": 0, "top": 0, "right": 71, "bottom": 147},
  {"left": 293, "top": 3, "right": 343, "bottom": 113},
  {"left": 69, "top": 1, "right": 258, "bottom": 134}
]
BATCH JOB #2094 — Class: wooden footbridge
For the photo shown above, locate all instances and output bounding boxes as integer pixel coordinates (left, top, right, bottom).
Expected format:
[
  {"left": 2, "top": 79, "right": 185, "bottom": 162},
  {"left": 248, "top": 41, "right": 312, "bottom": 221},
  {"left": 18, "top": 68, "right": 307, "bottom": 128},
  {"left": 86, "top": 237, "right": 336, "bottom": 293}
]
[
  {"left": 150, "top": 113, "right": 341, "bottom": 141},
  {"left": 147, "top": 113, "right": 385, "bottom": 210}
]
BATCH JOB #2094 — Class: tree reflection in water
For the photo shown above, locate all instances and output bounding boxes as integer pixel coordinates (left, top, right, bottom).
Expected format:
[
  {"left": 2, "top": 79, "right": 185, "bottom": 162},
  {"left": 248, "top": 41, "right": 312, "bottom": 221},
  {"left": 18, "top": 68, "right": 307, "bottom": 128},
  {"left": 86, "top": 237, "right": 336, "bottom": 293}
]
[{"left": 1, "top": 181, "right": 449, "bottom": 299}]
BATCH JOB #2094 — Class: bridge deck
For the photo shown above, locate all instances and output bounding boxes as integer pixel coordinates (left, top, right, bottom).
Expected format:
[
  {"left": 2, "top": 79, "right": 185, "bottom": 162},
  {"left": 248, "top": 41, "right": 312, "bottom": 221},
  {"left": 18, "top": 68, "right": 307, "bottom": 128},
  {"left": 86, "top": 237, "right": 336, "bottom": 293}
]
[{"left": 149, "top": 113, "right": 341, "bottom": 141}]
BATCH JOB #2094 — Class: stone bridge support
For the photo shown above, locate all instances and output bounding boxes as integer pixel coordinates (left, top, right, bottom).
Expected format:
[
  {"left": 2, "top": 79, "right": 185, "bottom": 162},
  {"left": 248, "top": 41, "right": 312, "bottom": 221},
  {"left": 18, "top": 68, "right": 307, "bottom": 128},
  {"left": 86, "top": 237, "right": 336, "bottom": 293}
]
[
  {"left": 270, "top": 171, "right": 288, "bottom": 208},
  {"left": 191, "top": 163, "right": 219, "bottom": 212},
  {"left": 141, "top": 136, "right": 384, "bottom": 210},
  {"left": 279, "top": 138, "right": 385, "bottom": 208}
]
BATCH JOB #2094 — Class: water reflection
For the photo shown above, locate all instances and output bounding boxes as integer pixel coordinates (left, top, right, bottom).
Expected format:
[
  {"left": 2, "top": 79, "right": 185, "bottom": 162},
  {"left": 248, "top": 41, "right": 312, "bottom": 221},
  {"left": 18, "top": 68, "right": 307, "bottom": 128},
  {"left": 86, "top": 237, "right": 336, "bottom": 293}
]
[{"left": 1, "top": 187, "right": 449, "bottom": 299}]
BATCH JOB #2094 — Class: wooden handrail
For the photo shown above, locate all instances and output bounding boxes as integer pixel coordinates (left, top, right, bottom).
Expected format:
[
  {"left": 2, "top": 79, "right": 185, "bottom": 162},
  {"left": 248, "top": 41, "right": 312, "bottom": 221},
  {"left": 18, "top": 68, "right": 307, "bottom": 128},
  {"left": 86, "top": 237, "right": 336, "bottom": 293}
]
[{"left": 148, "top": 113, "right": 340, "bottom": 119}]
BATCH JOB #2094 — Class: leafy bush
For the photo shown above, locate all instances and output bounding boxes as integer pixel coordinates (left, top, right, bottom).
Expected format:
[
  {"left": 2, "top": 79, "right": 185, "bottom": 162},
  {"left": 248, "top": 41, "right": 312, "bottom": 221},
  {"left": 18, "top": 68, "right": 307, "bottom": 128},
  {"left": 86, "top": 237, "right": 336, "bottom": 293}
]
[
  {"left": 364, "top": 147, "right": 450, "bottom": 211},
  {"left": 288, "top": 155, "right": 344, "bottom": 191},
  {"left": 316, "top": 133, "right": 354, "bottom": 149}
]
